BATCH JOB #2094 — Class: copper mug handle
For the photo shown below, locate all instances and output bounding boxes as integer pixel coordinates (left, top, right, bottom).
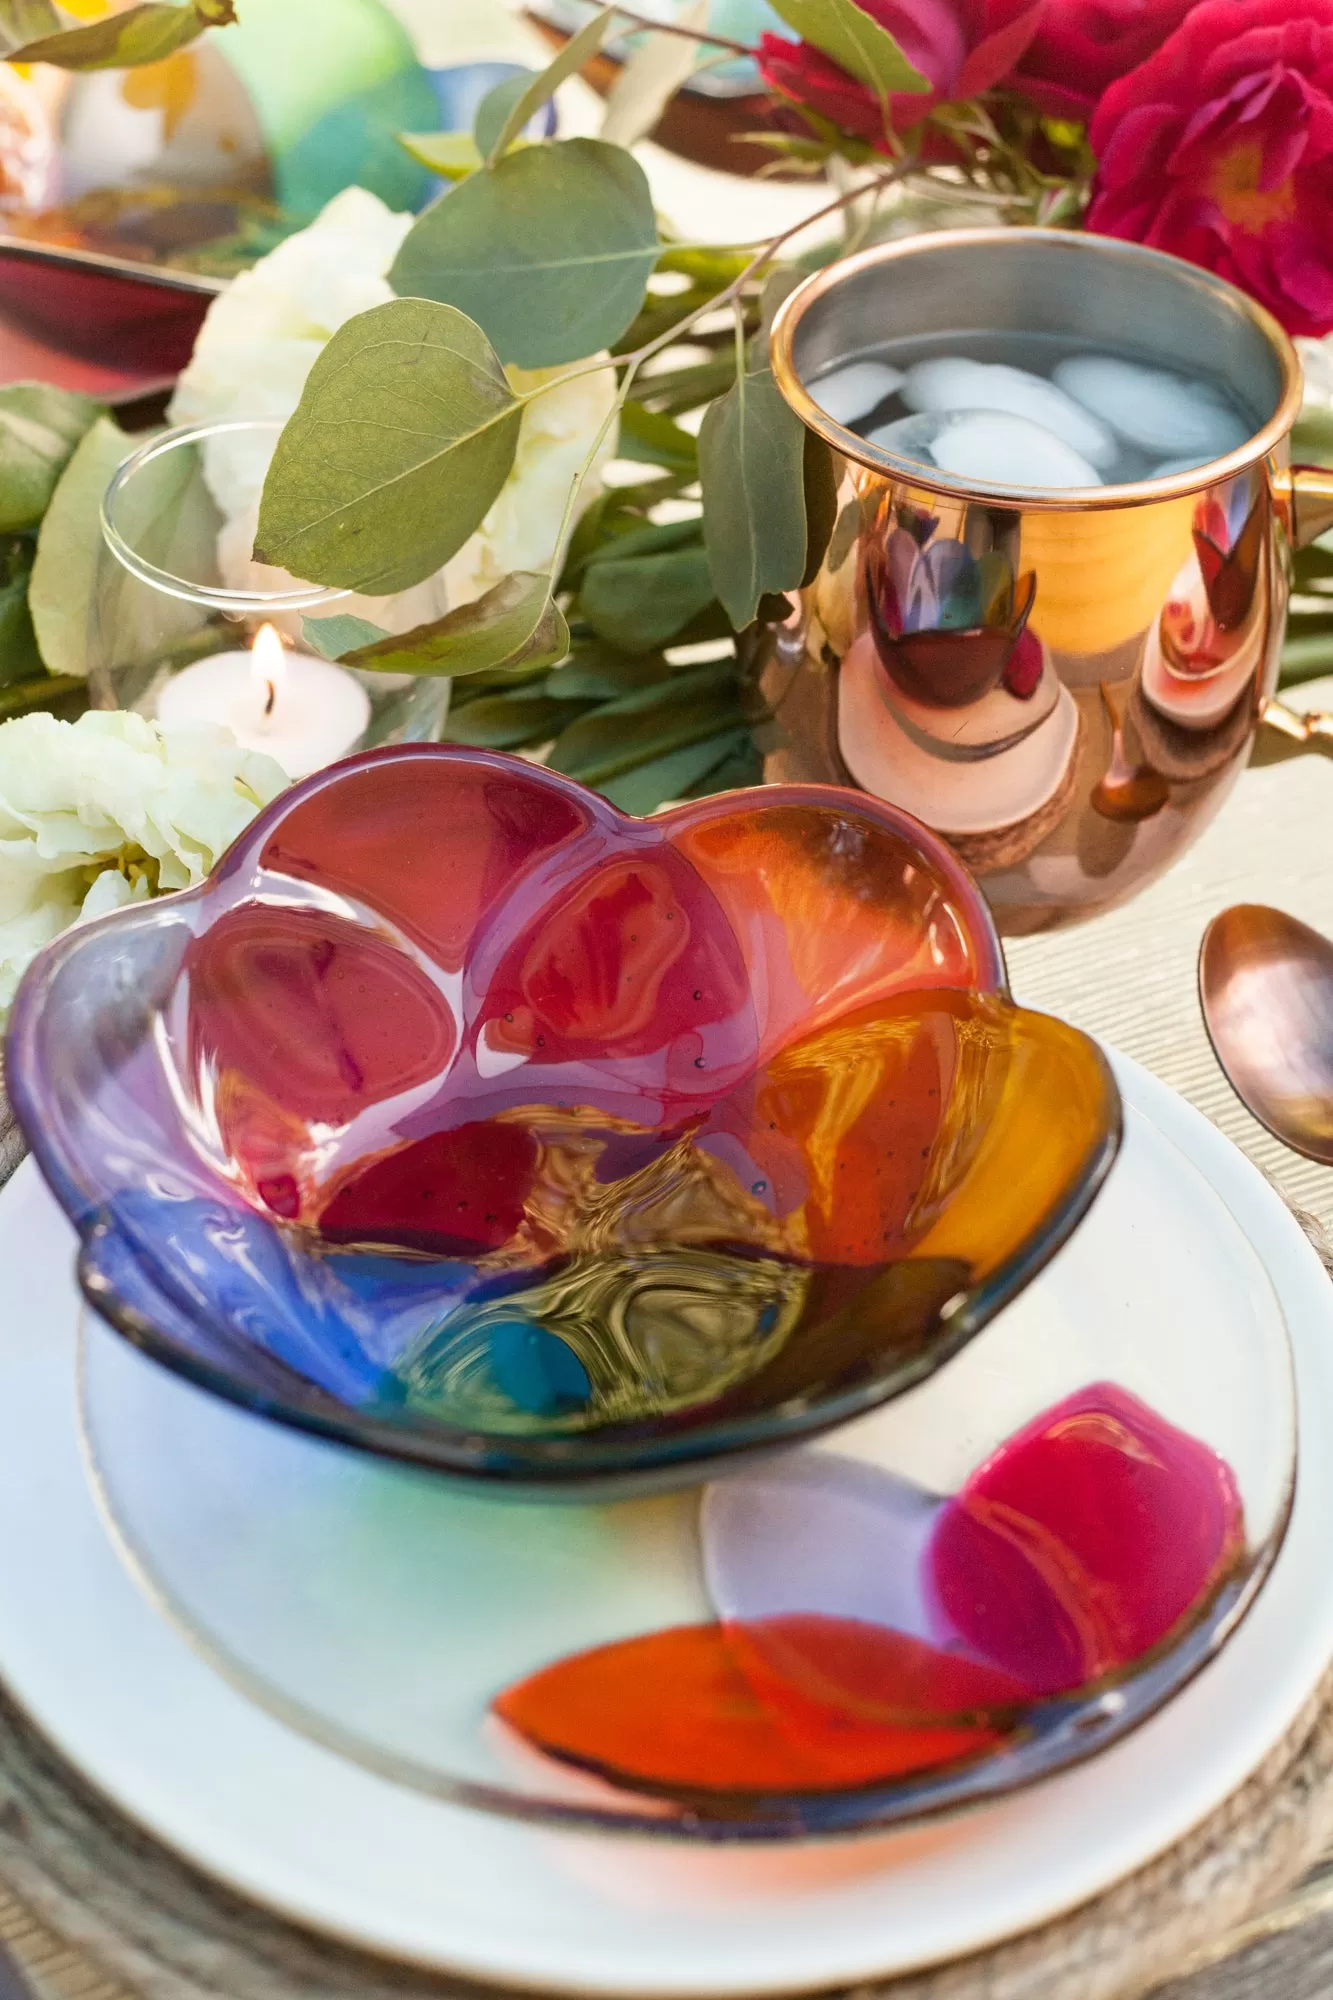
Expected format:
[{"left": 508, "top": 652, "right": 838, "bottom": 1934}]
[{"left": 1265, "top": 463, "right": 1333, "bottom": 747}]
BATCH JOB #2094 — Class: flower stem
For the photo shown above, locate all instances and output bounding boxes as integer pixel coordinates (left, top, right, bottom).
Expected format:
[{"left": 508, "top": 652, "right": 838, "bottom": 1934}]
[
  {"left": 603, "top": 4, "right": 756, "bottom": 57},
  {"left": 514, "top": 157, "right": 925, "bottom": 416}
]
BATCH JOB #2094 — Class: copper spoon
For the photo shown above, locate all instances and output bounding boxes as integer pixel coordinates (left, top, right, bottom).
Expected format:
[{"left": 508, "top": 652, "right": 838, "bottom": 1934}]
[{"left": 1199, "top": 905, "right": 1333, "bottom": 1164}]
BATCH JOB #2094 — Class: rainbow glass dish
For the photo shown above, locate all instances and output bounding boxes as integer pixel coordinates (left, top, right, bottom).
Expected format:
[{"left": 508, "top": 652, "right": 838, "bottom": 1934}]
[{"left": 8, "top": 747, "right": 1120, "bottom": 1490}]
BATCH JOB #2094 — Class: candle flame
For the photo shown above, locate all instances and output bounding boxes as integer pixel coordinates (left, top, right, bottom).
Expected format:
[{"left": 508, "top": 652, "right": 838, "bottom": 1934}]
[{"left": 249, "top": 622, "right": 286, "bottom": 722}]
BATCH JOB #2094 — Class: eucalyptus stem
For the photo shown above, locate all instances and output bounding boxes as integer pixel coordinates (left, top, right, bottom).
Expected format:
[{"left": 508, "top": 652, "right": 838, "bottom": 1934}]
[
  {"left": 513, "top": 157, "right": 926, "bottom": 420},
  {"left": 604, "top": 4, "right": 755, "bottom": 56},
  {"left": 547, "top": 354, "right": 646, "bottom": 594}
]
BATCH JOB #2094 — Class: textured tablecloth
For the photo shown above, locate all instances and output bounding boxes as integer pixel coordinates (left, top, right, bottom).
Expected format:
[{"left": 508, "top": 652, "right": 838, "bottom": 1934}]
[{"left": 1007, "top": 681, "right": 1333, "bottom": 1236}]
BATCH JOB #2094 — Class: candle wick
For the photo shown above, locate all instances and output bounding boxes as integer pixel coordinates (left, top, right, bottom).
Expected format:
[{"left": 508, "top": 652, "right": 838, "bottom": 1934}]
[{"left": 263, "top": 680, "right": 276, "bottom": 718}]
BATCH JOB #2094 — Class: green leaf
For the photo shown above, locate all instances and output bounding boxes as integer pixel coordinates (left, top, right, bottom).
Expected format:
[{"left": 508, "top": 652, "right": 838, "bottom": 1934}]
[
  {"left": 29, "top": 414, "right": 130, "bottom": 678},
  {"left": 1291, "top": 405, "right": 1333, "bottom": 467},
  {"left": 0, "top": 669, "right": 85, "bottom": 718},
  {"left": 3, "top": 0, "right": 235, "bottom": 68},
  {"left": 618, "top": 401, "right": 699, "bottom": 474},
  {"left": 600, "top": 727, "right": 751, "bottom": 815},
  {"left": 547, "top": 660, "right": 746, "bottom": 783},
  {"left": 483, "top": 7, "right": 612, "bottom": 165},
  {"left": 581, "top": 544, "right": 716, "bottom": 652},
  {"left": 474, "top": 72, "right": 535, "bottom": 160},
  {"left": 0, "top": 1, "right": 59, "bottom": 52},
  {"left": 0, "top": 383, "right": 103, "bottom": 535},
  {"left": 255, "top": 298, "right": 522, "bottom": 596},
  {"left": 699, "top": 367, "right": 808, "bottom": 629},
  {"left": 801, "top": 430, "right": 838, "bottom": 587},
  {"left": 600, "top": 0, "right": 707, "bottom": 149},
  {"left": 635, "top": 353, "right": 738, "bottom": 417},
  {"left": 444, "top": 690, "right": 575, "bottom": 748},
  {"left": 390, "top": 139, "right": 659, "bottom": 369},
  {"left": 302, "top": 613, "right": 389, "bottom": 660},
  {"left": 767, "top": 0, "right": 929, "bottom": 94},
  {"left": 550, "top": 636, "right": 671, "bottom": 701},
  {"left": 398, "top": 132, "right": 482, "bottom": 181},
  {"left": 680, "top": 730, "right": 763, "bottom": 799},
  {"left": 343, "top": 572, "right": 569, "bottom": 679},
  {"left": 0, "top": 535, "right": 38, "bottom": 687}
]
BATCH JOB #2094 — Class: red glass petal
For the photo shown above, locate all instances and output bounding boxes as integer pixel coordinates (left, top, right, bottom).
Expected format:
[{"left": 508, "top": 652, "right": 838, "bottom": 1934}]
[
  {"left": 494, "top": 1615, "right": 1022, "bottom": 1802},
  {"left": 927, "top": 1382, "right": 1245, "bottom": 1694}
]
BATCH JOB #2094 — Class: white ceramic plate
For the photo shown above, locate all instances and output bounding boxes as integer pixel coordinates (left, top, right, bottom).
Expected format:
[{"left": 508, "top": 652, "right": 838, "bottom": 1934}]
[{"left": 0, "top": 1049, "right": 1328, "bottom": 1996}]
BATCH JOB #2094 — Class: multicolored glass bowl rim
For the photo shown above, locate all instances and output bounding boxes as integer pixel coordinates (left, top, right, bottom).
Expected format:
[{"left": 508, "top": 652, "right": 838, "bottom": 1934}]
[{"left": 6, "top": 749, "right": 1124, "bottom": 1487}]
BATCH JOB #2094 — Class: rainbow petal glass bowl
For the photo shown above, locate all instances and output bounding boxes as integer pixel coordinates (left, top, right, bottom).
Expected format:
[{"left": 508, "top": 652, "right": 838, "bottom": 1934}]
[{"left": 8, "top": 746, "right": 1124, "bottom": 1492}]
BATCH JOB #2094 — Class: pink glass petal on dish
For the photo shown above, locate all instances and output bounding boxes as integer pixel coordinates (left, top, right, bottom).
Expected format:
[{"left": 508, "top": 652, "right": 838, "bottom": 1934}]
[{"left": 926, "top": 1382, "right": 1246, "bottom": 1696}]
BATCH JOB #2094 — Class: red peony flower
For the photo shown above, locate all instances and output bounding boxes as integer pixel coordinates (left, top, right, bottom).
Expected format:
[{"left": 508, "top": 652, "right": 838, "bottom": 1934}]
[
  {"left": 757, "top": 0, "right": 1044, "bottom": 149},
  {"left": 1086, "top": 0, "right": 1333, "bottom": 336},
  {"left": 1006, "top": 0, "right": 1198, "bottom": 120}
]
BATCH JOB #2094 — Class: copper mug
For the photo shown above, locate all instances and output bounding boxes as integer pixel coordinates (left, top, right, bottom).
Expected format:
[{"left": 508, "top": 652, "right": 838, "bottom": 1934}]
[{"left": 768, "top": 229, "right": 1333, "bottom": 936}]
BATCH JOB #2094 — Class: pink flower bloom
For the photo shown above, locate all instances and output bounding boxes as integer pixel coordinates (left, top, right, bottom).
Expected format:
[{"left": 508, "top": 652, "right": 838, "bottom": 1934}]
[
  {"left": 1007, "top": 0, "right": 1198, "bottom": 120},
  {"left": 757, "top": 0, "right": 1044, "bottom": 149},
  {"left": 1086, "top": 0, "right": 1333, "bottom": 336}
]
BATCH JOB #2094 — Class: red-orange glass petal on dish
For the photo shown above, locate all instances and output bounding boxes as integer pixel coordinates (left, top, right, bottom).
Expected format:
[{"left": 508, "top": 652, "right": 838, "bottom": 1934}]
[{"left": 493, "top": 1615, "right": 1026, "bottom": 1803}]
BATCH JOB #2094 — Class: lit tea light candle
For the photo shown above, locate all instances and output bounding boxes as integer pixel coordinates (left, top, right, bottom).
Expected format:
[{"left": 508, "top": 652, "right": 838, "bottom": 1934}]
[{"left": 155, "top": 623, "right": 372, "bottom": 779}]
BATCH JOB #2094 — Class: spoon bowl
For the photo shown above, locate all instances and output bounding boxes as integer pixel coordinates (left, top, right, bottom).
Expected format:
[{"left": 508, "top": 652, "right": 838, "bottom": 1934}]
[{"left": 1199, "top": 904, "right": 1333, "bottom": 1164}]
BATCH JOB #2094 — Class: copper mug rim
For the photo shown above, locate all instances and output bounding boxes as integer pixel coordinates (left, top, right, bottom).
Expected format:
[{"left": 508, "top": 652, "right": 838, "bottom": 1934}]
[{"left": 769, "top": 227, "right": 1304, "bottom": 515}]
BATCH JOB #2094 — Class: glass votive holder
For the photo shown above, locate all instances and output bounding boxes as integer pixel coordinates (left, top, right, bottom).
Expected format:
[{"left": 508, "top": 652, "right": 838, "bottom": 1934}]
[{"left": 90, "top": 419, "right": 450, "bottom": 779}]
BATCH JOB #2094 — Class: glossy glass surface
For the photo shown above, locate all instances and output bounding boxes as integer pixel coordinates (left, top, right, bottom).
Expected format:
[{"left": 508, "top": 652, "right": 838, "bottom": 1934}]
[
  {"left": 11, "top": 747, "right": 1118, "bottom": 1487},
  {"left": 87, "top": 420, "right": 448, "bottom": 764},
  {"left": 76, "top": 1087, "right": 1296, "bottom": 1834}
]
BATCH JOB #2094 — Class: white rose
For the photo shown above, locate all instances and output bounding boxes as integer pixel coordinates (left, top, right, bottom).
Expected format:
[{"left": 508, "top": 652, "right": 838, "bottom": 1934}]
[
  {"left": 446, "top": 358, "right": 620, "bottom": 606},
  {"left": 171, "top": 187, "right": 618, "bottom": 633},
  {"left": 0, "top": 711, "right": 287, "bottom": 1023}
]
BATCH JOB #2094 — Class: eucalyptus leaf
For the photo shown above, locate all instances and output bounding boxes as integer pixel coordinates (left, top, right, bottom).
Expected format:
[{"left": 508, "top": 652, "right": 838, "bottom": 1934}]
[
  {"left": 600, "top": 0, "right": 707, "bottom": 149},
  {"left": 585, "top": 516, "right": 703, "bottom": 562},
  {"left": 617, "top": 401, "right": 698, "bottom": 473},
  {"left": 767, "top": 0, "right": 929, "bottom": 94},
  {"left": 0, "top": 669, "right": 85, "bottom": 717},
  {"left": 474, "top": 71, "right": 535, "bottom": 160},
  {"left": 581, "top": 544, "right": 715, "bottom": 651},
  {"left": 398, "top": 132, "right": 482, "bottom": 180},
  {"left": 801, "top": 431, "right": 838, "bottom": 587},
  {"left": 550, "top": 637, "right": 671, "bottom": 701},
  {"left": 390, "top": 139, "right": 659, "bottom": 369},
  {"left": 0, "top": 536, "right": 38, "bottom": 687},
  {"left": 0, "top": 384, "right": 103, "bottom": 535},
  {"left": 302, "top": 614, "right": 389, "bottom": 660},
  {"left": 4, "top": 0, "right": 234, "bottom": 67},
  {"left": 636, "top": 354, "right": 738, "bottom": 416},
  {"left": 547, "top": 660, "right": 745, "bottom": 783},
  {"left": 0, "top": 0, "right": 58, "bottom": 52},
  {"left": 444, "top": 690, "right": 576, "bottom": 748},
  {"left": 599, "top": 727, "right": 750, "bottom": 814},
  {"left": 255, "top": 298, "right": 522, "bottom": 596},
  {"left": 699, "top": 366, "right": 807, "bottom": 629},
  {"left": 29, "top": 414, "right": 130, "bottom": 678},
  {"left": 680, "top": 730, "right": 762, "bottom": 799},
  {"left": 483, "top": 7, "right": 612, "bottom": 165},
  {"left": 344, "top": 572, "right": 569, "bottom": 679}
]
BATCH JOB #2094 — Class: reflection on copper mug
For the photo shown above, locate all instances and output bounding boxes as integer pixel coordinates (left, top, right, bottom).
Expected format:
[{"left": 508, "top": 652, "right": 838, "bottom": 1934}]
[{"left": 767, "top": 230, "right": 1333, "bottom": 936}]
